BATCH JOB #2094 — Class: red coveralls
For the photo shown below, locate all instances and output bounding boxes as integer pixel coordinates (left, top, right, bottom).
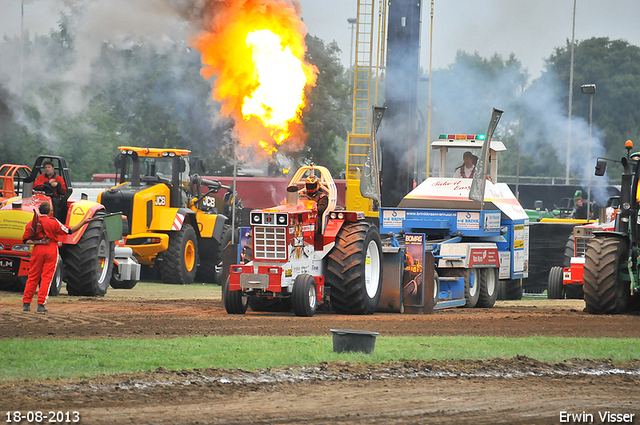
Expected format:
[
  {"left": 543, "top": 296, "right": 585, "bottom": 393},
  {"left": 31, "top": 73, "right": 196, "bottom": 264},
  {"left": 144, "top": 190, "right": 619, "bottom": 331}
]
[{"left": 22, "top": 215, "right": 71, "bottom": 306}]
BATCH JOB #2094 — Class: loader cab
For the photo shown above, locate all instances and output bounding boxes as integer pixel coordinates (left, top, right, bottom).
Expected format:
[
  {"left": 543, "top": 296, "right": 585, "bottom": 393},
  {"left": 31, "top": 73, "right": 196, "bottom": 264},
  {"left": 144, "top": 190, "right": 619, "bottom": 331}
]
[
  {"left": 431, "top": 134, "right": 505, "bottom": 182},
  {"left": 115, "top": 146, "right": 191, "bottom": 208},
  {"left": 25, "top": 156, "right": 73, "bottom": 220}
]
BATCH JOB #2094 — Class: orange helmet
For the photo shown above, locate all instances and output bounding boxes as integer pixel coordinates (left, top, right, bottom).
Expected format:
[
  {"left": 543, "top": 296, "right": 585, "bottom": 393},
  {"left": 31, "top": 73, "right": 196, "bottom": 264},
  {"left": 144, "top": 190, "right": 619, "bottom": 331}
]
[{"left": 305, "top": 175, "right": 319, "bottom": 194}]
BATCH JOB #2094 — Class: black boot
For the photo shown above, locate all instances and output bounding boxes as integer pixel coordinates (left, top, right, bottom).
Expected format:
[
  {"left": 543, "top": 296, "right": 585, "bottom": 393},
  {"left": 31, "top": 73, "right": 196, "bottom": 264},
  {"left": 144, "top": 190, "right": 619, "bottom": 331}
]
[
  {"left": 23, "top": 303, "right": 30, "bottom": 311},
  {"left": 37, "top": 304, "right": 48, "bottom": 313}
]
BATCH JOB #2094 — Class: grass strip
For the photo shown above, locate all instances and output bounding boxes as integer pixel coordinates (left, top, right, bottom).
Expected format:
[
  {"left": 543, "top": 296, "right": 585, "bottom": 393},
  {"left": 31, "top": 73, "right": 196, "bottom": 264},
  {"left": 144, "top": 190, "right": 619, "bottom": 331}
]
[{"left": 1, "top": 335, "right": 638, "bottom": 381}]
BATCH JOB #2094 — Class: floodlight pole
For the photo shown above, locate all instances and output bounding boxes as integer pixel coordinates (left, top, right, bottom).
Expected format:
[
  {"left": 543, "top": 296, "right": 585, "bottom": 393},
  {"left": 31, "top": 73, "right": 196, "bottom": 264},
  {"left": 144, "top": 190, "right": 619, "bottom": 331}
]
[
  {"left": 581, "top": 84, "right": 596, "bottom": 222},
  {"left": 566, "top": 0, "right": 577, "bottom": 184}
]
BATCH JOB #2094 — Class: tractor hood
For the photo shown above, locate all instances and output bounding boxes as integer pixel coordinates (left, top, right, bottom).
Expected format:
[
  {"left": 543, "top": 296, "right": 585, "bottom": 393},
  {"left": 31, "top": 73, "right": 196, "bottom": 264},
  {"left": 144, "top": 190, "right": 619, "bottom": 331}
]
[
  {"left": 398, "top": 178, "right": 528, "bottom": 221},
  {"left": 0, "top": 199, "right": 39, "bottom": 241}
]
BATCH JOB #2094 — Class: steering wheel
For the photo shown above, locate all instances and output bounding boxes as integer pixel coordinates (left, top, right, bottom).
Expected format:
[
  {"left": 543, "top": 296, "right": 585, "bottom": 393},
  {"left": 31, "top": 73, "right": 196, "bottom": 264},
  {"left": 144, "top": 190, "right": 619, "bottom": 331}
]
[{"left": 34, "top": 183, "right": 55, "bottom": 197}]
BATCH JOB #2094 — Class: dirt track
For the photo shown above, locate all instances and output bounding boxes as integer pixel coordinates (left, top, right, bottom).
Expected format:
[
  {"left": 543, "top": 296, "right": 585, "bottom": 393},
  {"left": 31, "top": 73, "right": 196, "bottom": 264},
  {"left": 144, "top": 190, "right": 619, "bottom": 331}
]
[{"left": 1, "top": 285, "right": 640, "bottom": 424}]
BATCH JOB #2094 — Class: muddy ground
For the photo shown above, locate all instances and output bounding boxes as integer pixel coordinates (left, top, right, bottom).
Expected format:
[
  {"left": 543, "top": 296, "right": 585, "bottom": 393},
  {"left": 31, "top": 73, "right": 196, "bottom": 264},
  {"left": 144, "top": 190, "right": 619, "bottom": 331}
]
[{"left": 1, "top": 285, "right": 639, "bottom": 424}]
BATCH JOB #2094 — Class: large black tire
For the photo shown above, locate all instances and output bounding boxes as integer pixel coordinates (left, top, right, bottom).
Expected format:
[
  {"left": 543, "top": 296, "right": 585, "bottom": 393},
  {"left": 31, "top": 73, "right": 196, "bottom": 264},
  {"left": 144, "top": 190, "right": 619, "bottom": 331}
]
[
  {"left": 440, "top": 268, "right": 480, "bottom": 308},
  {"left": 563, "top": 235, "right": 575, "bottom": 267},
  {"left": 583, "top": 237, "right": 630, "bottom": 314},
  {"left": 48, "top": 257, "right": 64, "bottom": 296},
  {"left": 476, "top": 268, "right": 498, "bottom": 308},
  {"left": 248, "top": 297, "right": 291, "bottom": 312},
  {"left": 64, "top": 216, "right": 114, "bottom": 296},
  {"left": 547, "top": 266, "right": 564, "bottom": 299},
  {"left": 197, "top": 224, "right": 232, "bottom": 284},
  {"left": 292, "top": 274, "right": 317, "bottom": 317},
  {"left": 158, "top": 224, "right": 198, "bottom": 284},
  {"left": 325, "top": 221, "right": 383, "bottom": 314},
  {"left": 432, "top": 271, "right": 439, "bottom": 308},
  {"left": 504, "top": 279, "right": 523, "bottom": 300},
  {"left": 223, "top": 276, "right": 248, "bottom": 314}
]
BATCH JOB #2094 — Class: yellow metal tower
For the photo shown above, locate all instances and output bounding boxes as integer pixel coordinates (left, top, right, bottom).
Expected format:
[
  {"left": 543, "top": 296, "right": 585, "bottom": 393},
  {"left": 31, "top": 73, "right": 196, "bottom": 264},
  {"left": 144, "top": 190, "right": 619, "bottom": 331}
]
[{"left": 345, "top": 0, "right": 386, "bottom": 217}]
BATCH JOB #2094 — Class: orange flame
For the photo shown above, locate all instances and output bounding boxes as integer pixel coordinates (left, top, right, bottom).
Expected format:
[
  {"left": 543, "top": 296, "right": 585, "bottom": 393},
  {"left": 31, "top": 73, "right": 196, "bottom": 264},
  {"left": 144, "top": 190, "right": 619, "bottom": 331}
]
[{"left": 191, "top": 0, "right": 317, "bottom": 155}]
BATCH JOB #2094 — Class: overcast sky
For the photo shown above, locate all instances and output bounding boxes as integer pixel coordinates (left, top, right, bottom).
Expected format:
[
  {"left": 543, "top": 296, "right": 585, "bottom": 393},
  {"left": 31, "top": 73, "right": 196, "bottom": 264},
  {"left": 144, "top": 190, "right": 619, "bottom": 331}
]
[{"left": 2, "top": 0, "right": 640, "bottom": 79}]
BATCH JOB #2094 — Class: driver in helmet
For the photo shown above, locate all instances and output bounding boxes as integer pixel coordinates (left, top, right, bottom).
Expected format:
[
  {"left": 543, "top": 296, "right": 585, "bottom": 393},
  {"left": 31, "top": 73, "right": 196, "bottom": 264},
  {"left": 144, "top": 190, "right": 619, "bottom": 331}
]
[
  {"left": 299, "top": 175, "right": 329, "bottom": 219},
  {"left": 34, "top": 161, "right": 67, "bottom": 196}
]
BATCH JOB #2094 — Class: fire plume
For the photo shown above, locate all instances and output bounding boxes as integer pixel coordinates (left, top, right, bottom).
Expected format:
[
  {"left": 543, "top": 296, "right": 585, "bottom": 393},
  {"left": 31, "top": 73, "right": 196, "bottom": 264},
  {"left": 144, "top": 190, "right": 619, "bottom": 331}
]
[{"left": 191, "top": 0, "right": 317, "bottom": 155}]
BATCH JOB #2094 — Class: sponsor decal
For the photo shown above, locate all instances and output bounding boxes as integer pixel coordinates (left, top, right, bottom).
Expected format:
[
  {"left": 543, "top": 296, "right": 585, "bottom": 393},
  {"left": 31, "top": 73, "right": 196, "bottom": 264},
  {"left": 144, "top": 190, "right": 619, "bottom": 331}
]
[
  {"left": 285, "top": 269, "right": 292, "bottom": 277},
  {"left": 457, "top": 211, "right": 479, "bottom": 229},
  {"left": 382, "top": 210, "right": 405, "bottom": 228},
  {"left": 483, "top": 212, "right": 501, "bottom": 232},
  {"left": 469, "top": 249, "right": 499, "bottom": 266},
  {"left": 155, "top": 195, "right": 166, "bottom": 206}
]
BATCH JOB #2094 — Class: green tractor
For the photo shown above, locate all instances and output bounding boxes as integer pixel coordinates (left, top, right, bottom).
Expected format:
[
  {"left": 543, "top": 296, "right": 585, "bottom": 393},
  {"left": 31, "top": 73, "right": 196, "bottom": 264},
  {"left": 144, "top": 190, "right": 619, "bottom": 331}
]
[{"left": 582, "top": 140, "right": 640, "bottom": 313}]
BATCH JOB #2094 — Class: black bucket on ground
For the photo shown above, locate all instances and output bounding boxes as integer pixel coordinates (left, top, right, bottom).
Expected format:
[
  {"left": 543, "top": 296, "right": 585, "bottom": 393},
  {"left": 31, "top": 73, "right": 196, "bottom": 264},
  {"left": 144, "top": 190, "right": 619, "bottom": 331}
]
[{"left": 330, "top": 329, "right": 379, "bottom": 354}]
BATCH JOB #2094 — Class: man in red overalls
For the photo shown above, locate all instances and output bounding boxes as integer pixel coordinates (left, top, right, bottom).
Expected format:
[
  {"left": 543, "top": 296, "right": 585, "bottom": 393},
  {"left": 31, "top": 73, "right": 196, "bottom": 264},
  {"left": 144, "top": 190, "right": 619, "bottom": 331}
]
[
  {"left": 22, "top": 201, "right": 92, "bottom": 313},
  {"left": 34, "top": 161, "right": 67, "bottom": 196}
]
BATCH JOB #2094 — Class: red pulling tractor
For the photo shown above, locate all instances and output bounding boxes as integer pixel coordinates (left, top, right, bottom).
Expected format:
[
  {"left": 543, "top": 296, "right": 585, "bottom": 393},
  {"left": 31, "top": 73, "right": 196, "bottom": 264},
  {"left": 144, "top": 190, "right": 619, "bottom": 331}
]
[{"left": 223, "top": 166, "right": 383, "bottom": 317}]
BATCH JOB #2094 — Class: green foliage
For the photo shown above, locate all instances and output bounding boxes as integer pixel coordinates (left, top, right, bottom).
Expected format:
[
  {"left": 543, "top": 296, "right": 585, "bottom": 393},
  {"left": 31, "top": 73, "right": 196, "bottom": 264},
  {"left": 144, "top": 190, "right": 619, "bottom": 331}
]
[
  {"left": 544, "top": 37, "right": 640, "bottom": 173},
  {"left": 0, "top": 335, "right": 638, "bottom": 381}
]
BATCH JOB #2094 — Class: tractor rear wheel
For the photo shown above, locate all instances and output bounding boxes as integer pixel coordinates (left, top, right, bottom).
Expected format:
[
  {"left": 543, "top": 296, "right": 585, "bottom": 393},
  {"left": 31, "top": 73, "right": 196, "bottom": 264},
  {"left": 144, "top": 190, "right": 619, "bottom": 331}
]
[
  {"left": 547, "top": 266, "right": 564, "bottom": 299},
  {"left": 158, "top": 224, "right": 198, "bottom": 284},
  {"left": 197, "top": 224, "right": 232, "bottom": 284},
  {"left": 64, "top": 214, "right": 114, "bottom": 296},
  {"left": 292, "top": 274, "right": 317, "bottom": 317},
  {"left": 325, "top": 221, "right": 382, "bottom": 314},
  {"left": 476, "top": 268, "right": 498, "bottom": 308},
  {"left": 563, "top": 235, "right": 575, "bottom": 267},
  {"left": 222, "top": 276, "right": 248, "bottom": 314},
  {"left": 583, "top": 236, "right": 630, "bottom": 314}
]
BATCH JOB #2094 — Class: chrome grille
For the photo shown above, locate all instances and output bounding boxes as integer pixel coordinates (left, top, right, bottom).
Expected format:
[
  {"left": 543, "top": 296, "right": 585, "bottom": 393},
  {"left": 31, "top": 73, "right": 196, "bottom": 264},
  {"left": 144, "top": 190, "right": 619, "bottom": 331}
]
[
  {"left": 253, "top": 226, "right": 287, "bottom": 260},
  {"left": 575, "top": 236, "right": 591, "bottom": 258}
]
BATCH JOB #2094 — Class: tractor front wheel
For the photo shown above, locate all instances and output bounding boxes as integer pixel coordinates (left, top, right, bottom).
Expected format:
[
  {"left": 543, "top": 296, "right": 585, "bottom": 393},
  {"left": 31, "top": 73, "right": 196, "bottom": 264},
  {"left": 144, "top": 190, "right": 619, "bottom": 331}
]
[
  {"left": 158, "top": 224, "right": 198, "bottom": 284},
  {"left": 547, "top": 266, "right": 564, "bottom": 299},
  {"left": 583, "top": 236, "right": 630, "bottom": 314},
  {"left": 292, "top": 274, "right": 317, "bottom": 317},
  {"left": 223, "top": 276, "right": 248, "bottom": 314},
  {"left": 476, "top": 268, "right": 498, "bottom": 308},
  {"left": 440, "top": 268, "right": 480, "bottom": 308}
]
